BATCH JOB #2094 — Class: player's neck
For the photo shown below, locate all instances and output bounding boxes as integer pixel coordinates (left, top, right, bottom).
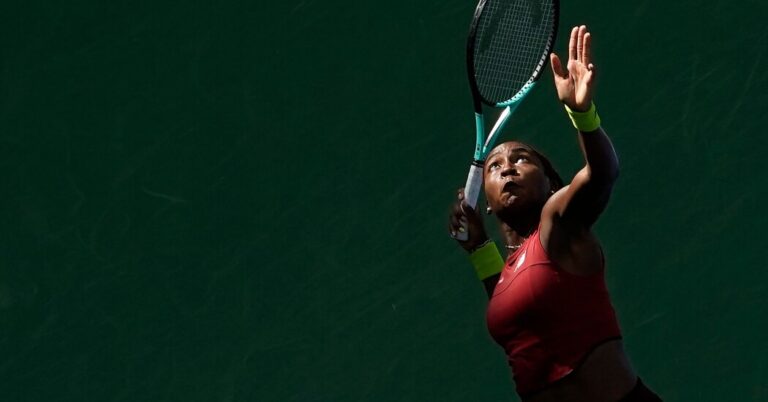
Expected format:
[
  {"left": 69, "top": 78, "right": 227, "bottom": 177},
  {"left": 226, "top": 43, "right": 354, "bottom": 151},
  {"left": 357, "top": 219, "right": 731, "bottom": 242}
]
[{"left": 499, "top": 218, "right": 538, "bottom": 249}]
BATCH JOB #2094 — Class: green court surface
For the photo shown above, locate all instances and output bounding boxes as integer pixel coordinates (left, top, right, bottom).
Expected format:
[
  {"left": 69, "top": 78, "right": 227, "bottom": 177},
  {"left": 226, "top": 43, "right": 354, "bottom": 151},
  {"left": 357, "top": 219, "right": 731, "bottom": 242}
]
[{"left": 1, "top": 1, "right": 766, "bottom": 401}]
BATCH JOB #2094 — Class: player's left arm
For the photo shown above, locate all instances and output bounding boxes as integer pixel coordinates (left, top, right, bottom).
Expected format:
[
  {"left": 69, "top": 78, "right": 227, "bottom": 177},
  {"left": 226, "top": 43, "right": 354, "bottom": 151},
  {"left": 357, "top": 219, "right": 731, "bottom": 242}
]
[{"left": 545, "top": 25, "right": 619, "bottom": 227}]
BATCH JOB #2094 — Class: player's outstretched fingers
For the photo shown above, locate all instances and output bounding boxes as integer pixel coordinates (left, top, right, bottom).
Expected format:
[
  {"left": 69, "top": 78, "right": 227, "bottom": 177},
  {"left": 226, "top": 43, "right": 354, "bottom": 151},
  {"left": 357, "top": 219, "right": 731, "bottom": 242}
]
[
  {"left": 582, "top": 31, "right": 592, "bottom": 66},
  {"left": 577, "top": 25, "right": 587, "bottom": 62},
  {"left": 568, "top": 26, "right": 578, "bottom": 61}
]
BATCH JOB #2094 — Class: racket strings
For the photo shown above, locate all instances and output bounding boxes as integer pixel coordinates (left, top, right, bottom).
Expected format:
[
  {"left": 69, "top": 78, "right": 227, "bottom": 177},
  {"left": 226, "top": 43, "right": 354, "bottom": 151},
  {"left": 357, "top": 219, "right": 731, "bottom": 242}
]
[{"left": 473, "top": 0, "right": 556, "bottom": 104}]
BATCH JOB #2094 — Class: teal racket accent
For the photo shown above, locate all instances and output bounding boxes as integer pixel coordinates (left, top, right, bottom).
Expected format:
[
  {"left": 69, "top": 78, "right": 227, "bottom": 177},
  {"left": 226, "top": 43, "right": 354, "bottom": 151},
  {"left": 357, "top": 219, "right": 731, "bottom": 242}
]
[
  {"left": 472, "top": 81, "right": 537, "bottom": 161},
  {"left": 473, "top": 113, "right": 485, "bottom": 160}
]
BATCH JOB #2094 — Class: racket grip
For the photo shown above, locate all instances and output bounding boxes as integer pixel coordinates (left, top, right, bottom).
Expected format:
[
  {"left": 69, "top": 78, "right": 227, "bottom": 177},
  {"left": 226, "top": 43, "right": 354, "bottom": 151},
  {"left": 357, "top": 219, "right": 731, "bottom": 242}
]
[{"left": 456, "top": 162, "right": 484, "bottom": 241}]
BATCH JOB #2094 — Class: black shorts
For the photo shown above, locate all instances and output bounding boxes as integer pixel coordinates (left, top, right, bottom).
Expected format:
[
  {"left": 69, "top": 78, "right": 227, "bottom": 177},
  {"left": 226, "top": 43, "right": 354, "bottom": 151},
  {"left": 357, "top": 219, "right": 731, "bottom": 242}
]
[{"left": 619, "top": 378, "right": 662, "bottom": 402}]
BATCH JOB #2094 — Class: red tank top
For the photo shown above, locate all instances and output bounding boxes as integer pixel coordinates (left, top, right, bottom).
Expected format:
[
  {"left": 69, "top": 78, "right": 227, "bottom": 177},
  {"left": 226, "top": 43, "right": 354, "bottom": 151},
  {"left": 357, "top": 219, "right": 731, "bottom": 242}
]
[{"left": 486, "top": 227, "right": 622, "bottom": 397}]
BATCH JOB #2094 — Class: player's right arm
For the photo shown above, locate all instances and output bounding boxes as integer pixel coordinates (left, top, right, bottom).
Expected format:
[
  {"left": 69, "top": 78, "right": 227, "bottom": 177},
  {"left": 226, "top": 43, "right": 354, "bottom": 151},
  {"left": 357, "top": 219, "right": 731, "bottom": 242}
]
[{"left": 449, "top": 188, "right": 503, "bottom": 298}]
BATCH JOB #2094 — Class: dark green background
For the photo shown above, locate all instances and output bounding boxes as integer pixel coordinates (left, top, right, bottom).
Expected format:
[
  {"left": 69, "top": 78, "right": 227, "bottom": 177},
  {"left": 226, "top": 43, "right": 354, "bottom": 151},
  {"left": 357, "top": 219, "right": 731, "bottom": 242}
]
[{"left": 1, "top": 1, "right": 766, "bottom": 401}]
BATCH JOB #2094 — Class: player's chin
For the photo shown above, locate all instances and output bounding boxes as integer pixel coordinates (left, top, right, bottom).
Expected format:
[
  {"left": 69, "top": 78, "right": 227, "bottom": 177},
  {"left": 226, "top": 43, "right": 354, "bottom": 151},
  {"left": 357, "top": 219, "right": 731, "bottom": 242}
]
[
  {"left": 497, "top": 196, "right": 526, "bottom": 215},
  {"left": 496, "top": 203, "right": 525, "bottom": 222},
  {"left": 500, "top": 192, "right": 523, "bottom": 206}
]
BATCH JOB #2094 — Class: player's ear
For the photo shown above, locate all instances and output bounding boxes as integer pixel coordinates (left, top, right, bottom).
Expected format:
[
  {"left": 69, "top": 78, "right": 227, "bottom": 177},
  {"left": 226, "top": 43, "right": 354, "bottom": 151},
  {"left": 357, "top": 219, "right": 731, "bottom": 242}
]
[{"left": 547, "top": 177, "right": 559, "bottom": 196}]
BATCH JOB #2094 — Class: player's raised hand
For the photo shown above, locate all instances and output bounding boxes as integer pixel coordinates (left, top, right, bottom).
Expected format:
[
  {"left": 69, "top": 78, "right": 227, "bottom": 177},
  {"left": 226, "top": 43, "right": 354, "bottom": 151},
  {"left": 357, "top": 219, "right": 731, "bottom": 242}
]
[{"left": 549, "top": 25, "right": 596, "bottom": 112}]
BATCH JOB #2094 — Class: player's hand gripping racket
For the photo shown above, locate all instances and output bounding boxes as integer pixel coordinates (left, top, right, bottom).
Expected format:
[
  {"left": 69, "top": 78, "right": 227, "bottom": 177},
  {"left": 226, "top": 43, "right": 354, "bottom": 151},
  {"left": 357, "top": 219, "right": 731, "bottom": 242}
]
[{"left": 456, "top": 0, "right": 559, "bottom": 240}]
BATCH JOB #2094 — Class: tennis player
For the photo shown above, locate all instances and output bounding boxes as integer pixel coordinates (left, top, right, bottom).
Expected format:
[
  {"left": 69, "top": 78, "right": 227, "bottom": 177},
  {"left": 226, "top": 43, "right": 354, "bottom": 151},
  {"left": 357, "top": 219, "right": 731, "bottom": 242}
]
[{"left": 448, "top": 26, "right": 662, "bottom": 402}]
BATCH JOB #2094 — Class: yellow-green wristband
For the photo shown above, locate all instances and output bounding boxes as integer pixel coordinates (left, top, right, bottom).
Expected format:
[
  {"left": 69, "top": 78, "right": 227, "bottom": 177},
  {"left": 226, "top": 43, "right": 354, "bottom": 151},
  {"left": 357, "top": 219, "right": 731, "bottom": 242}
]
[
  {"left": 565, "top": 102, "right": 601, "bottom": 132},
  {"left": 468, "top": 241, "right": 505, "bottom": 280}
]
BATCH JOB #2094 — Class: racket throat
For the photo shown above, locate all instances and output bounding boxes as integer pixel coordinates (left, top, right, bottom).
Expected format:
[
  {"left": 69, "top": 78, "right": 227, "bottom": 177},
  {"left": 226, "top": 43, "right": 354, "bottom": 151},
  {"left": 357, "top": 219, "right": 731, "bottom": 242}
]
[{"left": 485, "top": 106, "right": 512, "bottom": 149}]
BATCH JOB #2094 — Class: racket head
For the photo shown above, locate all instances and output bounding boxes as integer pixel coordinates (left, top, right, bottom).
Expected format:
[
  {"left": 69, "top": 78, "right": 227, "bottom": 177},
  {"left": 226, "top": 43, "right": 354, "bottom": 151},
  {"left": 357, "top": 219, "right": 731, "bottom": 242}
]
[{"left": 466, "top": 0, "right": 559, "bottom": 108}]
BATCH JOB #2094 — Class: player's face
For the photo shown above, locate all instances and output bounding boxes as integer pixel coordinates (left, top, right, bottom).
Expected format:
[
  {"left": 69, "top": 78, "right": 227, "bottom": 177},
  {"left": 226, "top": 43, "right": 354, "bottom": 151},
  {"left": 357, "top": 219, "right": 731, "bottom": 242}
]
[{"left": 483, "top": 142, "right": 551, "bottom": 215}]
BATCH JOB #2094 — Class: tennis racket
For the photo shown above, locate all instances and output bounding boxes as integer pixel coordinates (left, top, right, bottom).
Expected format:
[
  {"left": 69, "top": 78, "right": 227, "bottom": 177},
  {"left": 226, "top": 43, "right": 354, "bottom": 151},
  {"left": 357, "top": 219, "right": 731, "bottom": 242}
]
[{"left": 457, "top": 0, "right": 559, "bottom": 240}]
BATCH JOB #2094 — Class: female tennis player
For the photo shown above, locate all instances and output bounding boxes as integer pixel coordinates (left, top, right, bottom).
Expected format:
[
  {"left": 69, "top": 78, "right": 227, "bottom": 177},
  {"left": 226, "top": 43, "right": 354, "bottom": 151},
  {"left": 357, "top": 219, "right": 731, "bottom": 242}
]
[{"left": 448, "top": 26, "right": 662, "bottom": 402}]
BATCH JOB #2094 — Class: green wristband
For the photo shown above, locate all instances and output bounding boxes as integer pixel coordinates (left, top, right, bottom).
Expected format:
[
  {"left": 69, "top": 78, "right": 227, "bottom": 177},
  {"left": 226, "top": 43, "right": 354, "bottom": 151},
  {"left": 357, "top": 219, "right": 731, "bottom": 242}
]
[
  {"left": 565, "top": 102, "right": 601, "bottom": 132},
  {"left": 468, "top": 241, "right": 505, "bottom": 280}
]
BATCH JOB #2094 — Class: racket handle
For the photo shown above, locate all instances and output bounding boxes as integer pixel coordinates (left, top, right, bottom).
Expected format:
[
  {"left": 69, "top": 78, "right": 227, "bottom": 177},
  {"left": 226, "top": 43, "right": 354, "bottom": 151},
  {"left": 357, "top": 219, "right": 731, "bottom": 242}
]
[{"left": 456, "top": 162, "right": 484, "bottom": 241}]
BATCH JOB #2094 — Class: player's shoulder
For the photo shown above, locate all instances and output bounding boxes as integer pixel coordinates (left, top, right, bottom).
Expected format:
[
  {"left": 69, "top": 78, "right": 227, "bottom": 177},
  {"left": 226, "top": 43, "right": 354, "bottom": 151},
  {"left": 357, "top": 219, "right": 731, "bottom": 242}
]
[
  {"left": 541, "top": 184, "right": 570, "bottom": 219},
  {"left": 541, "top": 185, "right": 597, "bottom": 235}
]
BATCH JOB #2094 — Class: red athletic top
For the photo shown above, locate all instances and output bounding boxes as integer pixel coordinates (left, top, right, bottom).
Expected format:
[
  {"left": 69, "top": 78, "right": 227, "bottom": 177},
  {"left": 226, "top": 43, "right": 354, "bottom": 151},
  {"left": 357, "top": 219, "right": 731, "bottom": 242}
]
[{"left": 486, "top": 226, "right": 622, "bottom": 397}]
